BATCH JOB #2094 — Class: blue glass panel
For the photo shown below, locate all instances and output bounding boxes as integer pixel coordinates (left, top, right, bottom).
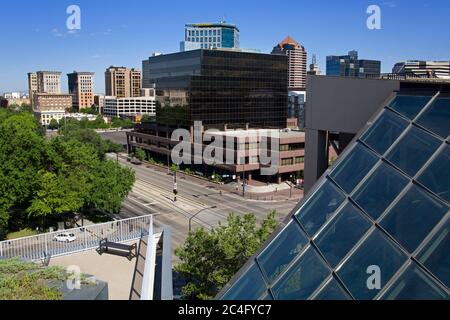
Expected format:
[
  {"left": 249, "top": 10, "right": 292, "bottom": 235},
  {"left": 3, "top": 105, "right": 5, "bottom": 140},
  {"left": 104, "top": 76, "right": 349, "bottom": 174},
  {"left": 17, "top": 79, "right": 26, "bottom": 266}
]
[
  {"left": 257, "top": 221, "right": 309, "bottom": 284},
  {"left": 353, "top": 162, "right": 409, "bottom": 220},
  {"left": 360, "top": 109, "right": 409, "bottom": 155},
  {"left": 337, "top": 229, "right": 408, "bottom": 300},
  {"left": 381, "top": 185, "right": 448, "bottom": 253},
  {"left": 418, "top": 144, "right": 450, "bottom": 203},
  {"left": 380, "top": 263, "right": 449, "bottom": 300},
  {"left": 222, "top": 264, "right": 266, "bottom": 300},
  {"left": 386, "top": 126, "right": 441, "bottom": 177},
  {"left": 417, "top": 97, "right": 450, "bottom": 139},
  {"left": 272, "top": 247, "right": 330, "bottom": 300},
  {"left": 312, "top": 277, "right": 352, "bottom": 300},
  {"left": 330, "top": 143, "right": 379, "bottom": 194},
  {"left": 295, "top": 179, "right": 346, "bottom": 237},
  {"left": 316, "top": 202, "right": 372, "bottom": 267},
  {"left": 388, "top": 95, "right": 432, "bottom": 120},
  {"left": 417, "top": 218, "right": 450, "bottom": 288}
]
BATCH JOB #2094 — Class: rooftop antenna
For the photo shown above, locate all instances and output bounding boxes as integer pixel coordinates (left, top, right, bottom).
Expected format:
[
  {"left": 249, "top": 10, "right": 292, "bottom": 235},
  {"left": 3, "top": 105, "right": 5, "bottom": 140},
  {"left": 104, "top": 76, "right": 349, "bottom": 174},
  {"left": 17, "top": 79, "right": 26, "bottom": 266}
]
[{"left": 312, "top": 54, "right": 317, "bottom": 65}]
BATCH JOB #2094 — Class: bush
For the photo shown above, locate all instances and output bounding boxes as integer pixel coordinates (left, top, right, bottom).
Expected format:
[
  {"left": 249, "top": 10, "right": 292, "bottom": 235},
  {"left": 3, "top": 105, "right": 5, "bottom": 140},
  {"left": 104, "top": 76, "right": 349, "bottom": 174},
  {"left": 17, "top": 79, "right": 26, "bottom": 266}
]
[
  {"left": 0, "top": 259, "right": 66, "bottom": 300},
  {"left": 175, "top": 211, "right": 278, "bottom": 300},
  {"left": 6, "top": 228, "right": 38, "bottom": 240},
  {"left": 134, "top": 148, "right": 146, "bottom": 161}
]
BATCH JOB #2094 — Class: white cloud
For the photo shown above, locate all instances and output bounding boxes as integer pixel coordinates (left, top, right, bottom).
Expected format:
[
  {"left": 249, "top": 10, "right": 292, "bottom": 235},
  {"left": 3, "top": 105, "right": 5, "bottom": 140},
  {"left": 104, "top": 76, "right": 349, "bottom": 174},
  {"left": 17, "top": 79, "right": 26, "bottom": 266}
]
[{"left": 382, "top": 1, "right": 398, "bottom": 8}]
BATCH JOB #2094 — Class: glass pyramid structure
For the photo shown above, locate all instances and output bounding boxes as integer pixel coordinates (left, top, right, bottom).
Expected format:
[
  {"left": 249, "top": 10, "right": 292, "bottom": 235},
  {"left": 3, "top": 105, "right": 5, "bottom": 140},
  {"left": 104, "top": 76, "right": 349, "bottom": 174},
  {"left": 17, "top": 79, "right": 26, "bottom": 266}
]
[{"left": 219, "top": 90, "right": 450, "bottom": 300}]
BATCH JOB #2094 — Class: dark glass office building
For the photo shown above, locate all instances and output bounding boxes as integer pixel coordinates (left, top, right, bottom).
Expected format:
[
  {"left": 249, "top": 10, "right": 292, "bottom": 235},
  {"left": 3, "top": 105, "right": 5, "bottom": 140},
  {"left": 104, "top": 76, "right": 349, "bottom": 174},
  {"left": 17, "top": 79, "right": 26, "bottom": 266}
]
[
  {"left": 142, "top": 49, "right": 288, "bottom": 129},
  {"left": 326, "top": 50, "right": 381, "bottom": 78}
]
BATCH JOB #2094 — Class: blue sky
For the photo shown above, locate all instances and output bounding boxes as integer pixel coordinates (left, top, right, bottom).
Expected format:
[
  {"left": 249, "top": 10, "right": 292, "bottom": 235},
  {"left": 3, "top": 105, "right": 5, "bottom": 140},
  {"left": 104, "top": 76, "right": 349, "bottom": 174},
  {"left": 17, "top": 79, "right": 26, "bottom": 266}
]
[{"left": 1, "top": 0, "right": 449, "bottom": 93}]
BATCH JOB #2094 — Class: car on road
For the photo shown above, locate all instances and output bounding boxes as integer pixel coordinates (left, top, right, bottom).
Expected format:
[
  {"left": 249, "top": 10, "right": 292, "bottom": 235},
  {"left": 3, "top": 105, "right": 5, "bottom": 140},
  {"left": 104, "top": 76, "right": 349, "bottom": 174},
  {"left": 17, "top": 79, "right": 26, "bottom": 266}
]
[
  {"left": 130, "top": 157, "right": 142, "bottom": 165},
  {"left": 53, "top": 233, "right": 77, "bottom": 242}
]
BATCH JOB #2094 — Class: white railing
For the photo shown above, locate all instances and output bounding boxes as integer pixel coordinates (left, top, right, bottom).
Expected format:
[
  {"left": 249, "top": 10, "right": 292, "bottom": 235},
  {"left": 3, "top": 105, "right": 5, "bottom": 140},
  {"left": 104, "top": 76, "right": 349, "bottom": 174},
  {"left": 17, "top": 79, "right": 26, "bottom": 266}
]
[{"left": 0, "top": 215, "right": 153, "bottom": 262}]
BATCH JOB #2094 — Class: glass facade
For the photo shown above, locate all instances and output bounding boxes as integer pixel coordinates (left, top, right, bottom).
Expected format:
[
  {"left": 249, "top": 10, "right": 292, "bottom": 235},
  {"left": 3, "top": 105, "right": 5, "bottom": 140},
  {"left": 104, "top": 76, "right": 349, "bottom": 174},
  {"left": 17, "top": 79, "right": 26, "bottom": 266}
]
[
  {"left": 219, "top": 91, "right": 450, "bottom": 300},
  {"left": 183, "top": 23, "right": 240, "bottom": 51},
  {"left": 326, "top": 51, "right": 381, "bottom": 78},
  {"left": 143, "top": 49, "right": 288, "bottom": 129}
]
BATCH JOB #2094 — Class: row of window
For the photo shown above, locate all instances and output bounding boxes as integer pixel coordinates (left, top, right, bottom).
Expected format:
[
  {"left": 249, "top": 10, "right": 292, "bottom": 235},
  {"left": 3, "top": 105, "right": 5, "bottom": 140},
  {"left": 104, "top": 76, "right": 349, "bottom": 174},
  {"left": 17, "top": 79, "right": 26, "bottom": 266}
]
[
  {"left": 187, "top": 29, "right": 221, "bottom": 37},
  {"left": 280, "top": 157, "right": 304, "bottom": 166}
]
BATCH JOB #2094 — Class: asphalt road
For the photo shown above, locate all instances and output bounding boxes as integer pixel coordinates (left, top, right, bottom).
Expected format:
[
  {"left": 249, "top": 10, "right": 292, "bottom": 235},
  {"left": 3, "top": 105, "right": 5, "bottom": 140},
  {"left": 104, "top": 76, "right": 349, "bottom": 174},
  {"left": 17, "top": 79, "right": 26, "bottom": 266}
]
[
  {"left": 100, "top": 131, "right": 299, "bottom": 250},
  {"left": 105, "top": 154, "right": 298, "bottom": 249}
]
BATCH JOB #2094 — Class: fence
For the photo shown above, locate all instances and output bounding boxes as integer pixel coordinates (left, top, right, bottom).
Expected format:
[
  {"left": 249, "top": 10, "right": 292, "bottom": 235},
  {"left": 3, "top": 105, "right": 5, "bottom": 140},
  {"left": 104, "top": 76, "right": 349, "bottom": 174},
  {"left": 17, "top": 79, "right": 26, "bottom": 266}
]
[{"left": 0, "top": 215, "right": 153, "bottom": 262}]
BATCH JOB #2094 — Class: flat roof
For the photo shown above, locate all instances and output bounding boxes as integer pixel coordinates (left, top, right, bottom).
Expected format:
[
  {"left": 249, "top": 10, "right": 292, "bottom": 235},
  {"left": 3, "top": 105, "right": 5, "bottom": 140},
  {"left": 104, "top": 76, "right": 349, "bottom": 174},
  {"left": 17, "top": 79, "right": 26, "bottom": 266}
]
[{"left": 186, "top": 22, "right": 239, "bottom": 31}]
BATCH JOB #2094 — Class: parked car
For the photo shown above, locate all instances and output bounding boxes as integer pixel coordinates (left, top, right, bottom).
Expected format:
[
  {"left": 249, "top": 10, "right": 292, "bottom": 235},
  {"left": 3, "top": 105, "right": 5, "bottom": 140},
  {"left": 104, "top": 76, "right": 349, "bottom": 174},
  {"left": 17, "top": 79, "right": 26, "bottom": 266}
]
[
  {"left": 130, "top": 157, "right": 142, "bottom": 165},
  {"left": 53, "top": 233, "right": 77, "bottom": 242}
]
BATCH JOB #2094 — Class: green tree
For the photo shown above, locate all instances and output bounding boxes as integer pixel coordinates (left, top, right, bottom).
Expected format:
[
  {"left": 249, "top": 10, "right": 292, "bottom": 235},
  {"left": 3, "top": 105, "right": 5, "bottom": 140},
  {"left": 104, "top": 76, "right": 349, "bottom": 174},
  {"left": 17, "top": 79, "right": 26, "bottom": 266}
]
[
  {"left": 175, "top": 211, "right": 278, "bottom": 300},
  {"left": 0, "top": 110, "right": 50, "bottom": 231},
  {"left": 88, "top": 161, "right": 135, "bottom": 214},
  {"left": 27, "top": 171, "right": 85, "bottom": 218},
  {"left": 0, "top": 109, "right": 135, "bottom": 238},
  {"left": 48, "top": 119, "right": 59, "bottom": 130},
  {"left": 134, "top": 148, "right": 146, "bottom": 161},
  {"left": 111, "top": 117, "right": 122, "bottom": 128}
]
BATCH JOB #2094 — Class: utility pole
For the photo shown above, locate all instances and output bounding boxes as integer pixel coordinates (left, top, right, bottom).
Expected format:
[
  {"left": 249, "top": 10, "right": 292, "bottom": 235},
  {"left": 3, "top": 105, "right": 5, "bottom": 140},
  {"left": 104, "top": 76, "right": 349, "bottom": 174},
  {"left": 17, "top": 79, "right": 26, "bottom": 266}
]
[
  {"left": 242, "top": 169, "right": 246, "bottom": 198},
  {"left": 290, "top": 174, "right": 293, "bottom": 198},
  {"left": 167, "top": 152, "right": 171, "bottom": 175},
  {"left": 173, "top": 165, "right": 178, "bottom": 202}
]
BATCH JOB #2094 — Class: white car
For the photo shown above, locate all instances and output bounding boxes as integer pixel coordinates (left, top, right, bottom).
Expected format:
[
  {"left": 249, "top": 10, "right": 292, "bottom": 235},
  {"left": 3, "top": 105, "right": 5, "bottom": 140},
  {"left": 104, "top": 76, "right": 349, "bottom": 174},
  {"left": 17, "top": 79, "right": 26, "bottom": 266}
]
[{"left": 53, "top": 233, "right": 77, "bottom": 243}]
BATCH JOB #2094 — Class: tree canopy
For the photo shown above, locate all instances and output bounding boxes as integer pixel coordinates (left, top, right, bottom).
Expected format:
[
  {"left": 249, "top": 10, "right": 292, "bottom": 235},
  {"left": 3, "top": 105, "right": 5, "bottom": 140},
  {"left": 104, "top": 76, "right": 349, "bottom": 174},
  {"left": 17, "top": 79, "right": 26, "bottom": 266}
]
[
  {"left": 0, "top": 109, "right": 135, "bottom": 239},
  {"left": 175, "top": 211, "right": 278, "bottom": 300}
]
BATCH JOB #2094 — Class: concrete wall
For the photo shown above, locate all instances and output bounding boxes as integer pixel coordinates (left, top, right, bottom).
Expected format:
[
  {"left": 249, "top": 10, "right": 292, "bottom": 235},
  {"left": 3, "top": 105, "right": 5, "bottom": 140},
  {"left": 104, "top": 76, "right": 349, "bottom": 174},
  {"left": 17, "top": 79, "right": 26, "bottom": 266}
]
[
  {"left": 304, "top": 75, "right": 400, "bottom": 192},
  {"left": 306, "top": 75, "right": 400, "bottom": 133}
]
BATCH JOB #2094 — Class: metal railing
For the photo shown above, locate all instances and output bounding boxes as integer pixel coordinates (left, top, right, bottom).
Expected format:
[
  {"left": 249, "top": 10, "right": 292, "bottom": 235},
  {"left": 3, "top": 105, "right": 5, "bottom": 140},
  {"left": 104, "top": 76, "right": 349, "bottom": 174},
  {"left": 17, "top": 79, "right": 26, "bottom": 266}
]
[{"left": 0, "top": 215, "right": 153, "bottom": 262}]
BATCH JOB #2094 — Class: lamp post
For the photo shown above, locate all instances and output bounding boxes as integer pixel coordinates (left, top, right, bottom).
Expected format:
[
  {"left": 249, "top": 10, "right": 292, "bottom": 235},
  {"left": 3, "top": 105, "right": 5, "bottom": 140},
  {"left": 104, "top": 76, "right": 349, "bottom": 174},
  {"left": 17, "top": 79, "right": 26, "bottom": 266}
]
[
  {"left": 173, "top": 165, "right": 178, "bottom": 202},
  {"left": 189, "top": 206, "right": 217, "bottom": 233}
]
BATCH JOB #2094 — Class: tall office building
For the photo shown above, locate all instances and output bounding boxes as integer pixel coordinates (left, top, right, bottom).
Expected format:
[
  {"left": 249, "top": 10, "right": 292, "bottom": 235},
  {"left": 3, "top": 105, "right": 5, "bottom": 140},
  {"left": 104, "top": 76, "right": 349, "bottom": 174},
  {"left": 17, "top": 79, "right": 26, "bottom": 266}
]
[
  {"left": 67, "top": 72, "right": 95, "bottom": 110},
  {"left": 180, "top": 21, "right": 240, "bottom": 52},
  {"left": 27, "top": 72, "right": 38, "bottom": 105},
  {"left": 28, "top": 71, "right": 61, "bottom": 108},
  {"left": 272, "top": 36, "right": 307, "bottom": 90},
  {"left": 326, "top": 50, "right": 381, "bottom": 78},
  {"left": 393, "top": 61, "right": 450, "bottom": 79},
  {"left": 36, "top": 71, "right": 62, "bottom": 94},
  {"left": 142, "top": 49, "right": 288, "bottom": 129},
  {"left": 105, "top": 66, "right": 142, "bottom": 98}
]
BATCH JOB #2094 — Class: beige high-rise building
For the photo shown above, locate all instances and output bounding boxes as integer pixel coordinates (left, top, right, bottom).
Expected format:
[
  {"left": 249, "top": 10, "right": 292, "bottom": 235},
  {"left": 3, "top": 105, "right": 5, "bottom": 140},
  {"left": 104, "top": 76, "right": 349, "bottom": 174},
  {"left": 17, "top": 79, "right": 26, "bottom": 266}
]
[
  {"left": 36, "top": 71, "right": 62, "bottom": 94},
  {"left": 28, "top": 71, "right": 62, "bottom": 107},
  {"left": 27, "top": 73, "right": 38, "bottom": 104},
  {"left": 68, "top": 72, "right": 95, "bottom": 110},
  {"left": 105, "top": 66, "right": 142, "bottom": 98},
  {"left": 272, "top": 36, "right": 307, "bottom": 90}
]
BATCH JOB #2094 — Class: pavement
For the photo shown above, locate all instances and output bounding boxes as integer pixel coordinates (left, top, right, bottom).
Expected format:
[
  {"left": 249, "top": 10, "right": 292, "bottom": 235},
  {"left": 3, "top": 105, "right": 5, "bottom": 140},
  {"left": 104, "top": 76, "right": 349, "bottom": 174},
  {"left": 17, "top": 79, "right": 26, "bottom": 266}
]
[
  {"left": 49, "top": 242, "right": 138, "bottom": 300},
  {"left": 100, "top": 131, "right": 302, "bottom": 254},
  {"left": 104, "top": 153, "right": 300, "bottom": 254}
]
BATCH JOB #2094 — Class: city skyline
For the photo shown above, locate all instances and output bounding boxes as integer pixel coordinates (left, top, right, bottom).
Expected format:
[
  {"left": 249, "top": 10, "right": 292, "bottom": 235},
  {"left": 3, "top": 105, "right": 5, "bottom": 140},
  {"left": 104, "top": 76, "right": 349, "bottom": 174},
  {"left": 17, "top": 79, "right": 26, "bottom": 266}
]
[{"left": 1, "top": 0, "right": 450, "bottom": 93}]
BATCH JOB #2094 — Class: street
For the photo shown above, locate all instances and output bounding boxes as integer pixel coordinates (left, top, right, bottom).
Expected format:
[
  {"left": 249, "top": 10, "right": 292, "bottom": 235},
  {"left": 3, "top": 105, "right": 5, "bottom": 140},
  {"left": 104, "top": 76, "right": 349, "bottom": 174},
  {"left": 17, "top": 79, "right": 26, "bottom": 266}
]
[{"left": 106, "top": 153, "right": 299, "bottom": 250}]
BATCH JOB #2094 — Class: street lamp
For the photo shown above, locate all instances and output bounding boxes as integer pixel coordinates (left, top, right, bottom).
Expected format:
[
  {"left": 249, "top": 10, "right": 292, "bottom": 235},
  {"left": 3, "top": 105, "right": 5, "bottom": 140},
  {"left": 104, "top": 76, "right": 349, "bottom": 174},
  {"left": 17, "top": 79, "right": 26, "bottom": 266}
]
[
  {"left": 173, "top": 165, "right": 178, "bottom": 202},
  {"left": 189, "top": 206, "right": 217, "bottom": 233}
]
